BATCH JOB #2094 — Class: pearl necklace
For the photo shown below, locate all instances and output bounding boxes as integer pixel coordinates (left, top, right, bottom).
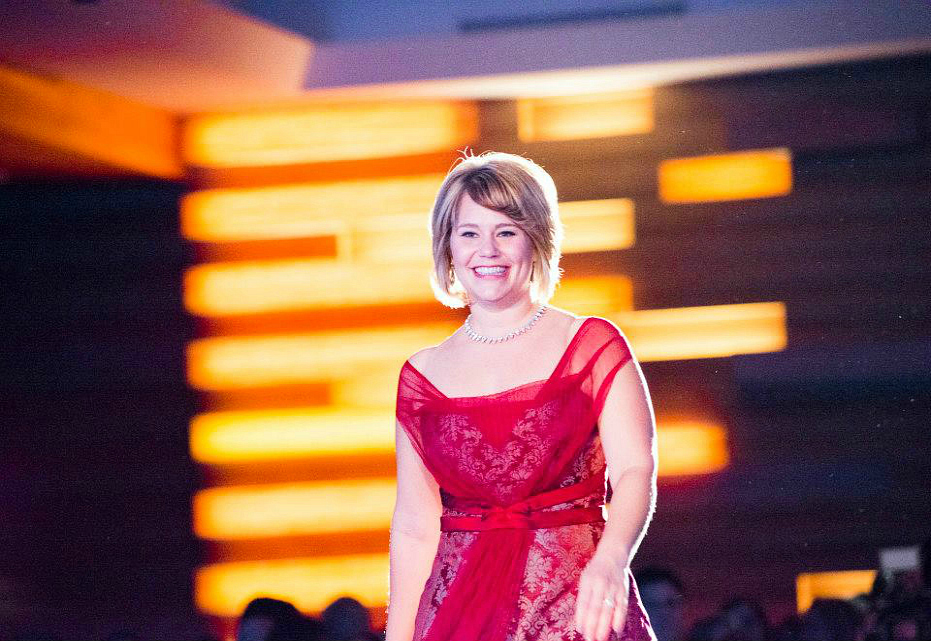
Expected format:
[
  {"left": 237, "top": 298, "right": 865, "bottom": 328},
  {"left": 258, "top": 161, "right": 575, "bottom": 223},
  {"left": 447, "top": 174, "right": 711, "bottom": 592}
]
[{"left": 463, "top": 305, "right": 548, "bottom": 343}]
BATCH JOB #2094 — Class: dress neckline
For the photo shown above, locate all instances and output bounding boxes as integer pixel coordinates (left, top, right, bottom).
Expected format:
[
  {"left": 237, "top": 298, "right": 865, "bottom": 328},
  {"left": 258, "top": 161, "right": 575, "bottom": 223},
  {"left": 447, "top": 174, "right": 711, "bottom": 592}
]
[{"left": 403, "top": 316, "right": 594, "bottom": 401}]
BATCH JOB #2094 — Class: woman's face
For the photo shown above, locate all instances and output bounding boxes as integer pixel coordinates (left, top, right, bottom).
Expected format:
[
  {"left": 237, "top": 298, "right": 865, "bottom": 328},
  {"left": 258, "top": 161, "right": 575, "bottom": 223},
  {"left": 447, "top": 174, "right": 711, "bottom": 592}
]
[{"left": 449, "top": 193, "right": 535, "bottom": 308}]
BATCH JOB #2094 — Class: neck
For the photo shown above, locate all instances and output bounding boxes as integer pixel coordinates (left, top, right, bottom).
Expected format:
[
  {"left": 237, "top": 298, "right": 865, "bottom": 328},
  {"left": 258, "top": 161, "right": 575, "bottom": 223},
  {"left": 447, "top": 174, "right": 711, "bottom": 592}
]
[{"left": 467, "top": 298, "right": 539, "bottom": 336}]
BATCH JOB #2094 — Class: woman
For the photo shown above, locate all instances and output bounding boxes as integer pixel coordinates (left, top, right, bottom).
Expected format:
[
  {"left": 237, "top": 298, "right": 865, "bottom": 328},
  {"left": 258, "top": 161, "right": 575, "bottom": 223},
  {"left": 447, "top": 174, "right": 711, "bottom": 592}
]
[{"left": 387, "top": 152, "right": 658, "bottom": 641}]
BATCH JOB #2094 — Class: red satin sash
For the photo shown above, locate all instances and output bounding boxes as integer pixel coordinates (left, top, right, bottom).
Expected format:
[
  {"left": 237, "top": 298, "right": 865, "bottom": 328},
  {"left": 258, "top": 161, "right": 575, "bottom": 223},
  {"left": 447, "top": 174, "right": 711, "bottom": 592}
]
[{"left": 441, "top": 472, "right": 607, "bottom": 531}]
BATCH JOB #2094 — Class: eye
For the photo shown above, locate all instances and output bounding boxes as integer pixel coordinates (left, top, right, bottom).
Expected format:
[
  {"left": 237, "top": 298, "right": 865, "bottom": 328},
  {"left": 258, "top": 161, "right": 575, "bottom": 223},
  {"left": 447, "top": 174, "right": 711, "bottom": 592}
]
[
  {"left": 460, "top": 231, "right": 477, "bottom": 237},
  {"left": 499, "top": 230, "right": 517, "bottom": 237}
]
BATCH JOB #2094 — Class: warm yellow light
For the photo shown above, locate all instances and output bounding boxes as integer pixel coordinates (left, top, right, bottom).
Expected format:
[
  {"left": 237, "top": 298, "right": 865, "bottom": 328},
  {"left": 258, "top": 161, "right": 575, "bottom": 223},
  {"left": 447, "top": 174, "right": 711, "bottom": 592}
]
[
  {"left": 181, "top": 174, "right": 443, "bottom": 243},
  {"left": 193, "top": 479, "right": 396, "bottom": 539},
  {"left": 186, "top": 324, "right": 454, "bottom": 390},
  {"left": 191, "top": 421, "right": 721, "bottom": 539},
  {"left": 332, "top": 369, "right": 409, "bottom": 409},
  {"left": 517, "top": 89, "right": 654, "bottom": 141},
  {"left": 184, "top": 250, "right": 630, "bottom": 315},
  {"left": 796, "top": 570, "right": 876, "bottom": 613},
  {"left": 184, "top": 101, "right": 478, "bottom": 167},
  {"left": 195, "top": 554, "right": 388, "bottom": 616},
  {"left": 550, "top": 275, "right": 633, "bottom": 316},
  {"left": 658, "top": 148, "right": 792, "bottom": 203},
  {"left": 190, "top": 407, "right": 394, "bottom": 464},
  {"left": 613, "top": 302, "right": 787, "bottom": 361},
  {"left": 657, "top": 421, "right": 729, "bottom": 476},
  {"left": 559, "top": 199, "right": 635, "bottom": 252},
  {"left": 183, "top": 260, "right": 436, "bottom": 316},
  {"left": 183, "top": 183, "right": 632, "bottom": 264},
  {"left": 188, "top": 302, "right": 786, "bottom": 390},
  {"left": 0, "top": 65, "right": 183, "bottom": 178}
]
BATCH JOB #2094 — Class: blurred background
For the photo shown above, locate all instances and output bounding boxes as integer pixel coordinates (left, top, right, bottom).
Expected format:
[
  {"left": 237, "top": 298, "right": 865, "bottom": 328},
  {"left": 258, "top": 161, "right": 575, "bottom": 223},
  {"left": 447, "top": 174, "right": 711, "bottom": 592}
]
[{"left": 1, "top": 1, "right": 930, "bottom": 640}]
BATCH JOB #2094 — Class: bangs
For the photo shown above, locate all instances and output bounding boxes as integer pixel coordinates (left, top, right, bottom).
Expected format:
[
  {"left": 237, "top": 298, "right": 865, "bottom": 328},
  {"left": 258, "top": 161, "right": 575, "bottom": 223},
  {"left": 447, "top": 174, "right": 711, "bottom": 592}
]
[{"left": 462, "top": 166, "right": 526, "bottom": 221}]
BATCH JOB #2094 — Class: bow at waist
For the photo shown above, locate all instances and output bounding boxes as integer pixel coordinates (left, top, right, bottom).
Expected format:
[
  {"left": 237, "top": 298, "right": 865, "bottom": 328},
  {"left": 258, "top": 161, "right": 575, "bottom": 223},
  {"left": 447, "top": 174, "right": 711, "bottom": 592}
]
[{"left": 441, "top": 473, "right": 606, "bottom": 531}]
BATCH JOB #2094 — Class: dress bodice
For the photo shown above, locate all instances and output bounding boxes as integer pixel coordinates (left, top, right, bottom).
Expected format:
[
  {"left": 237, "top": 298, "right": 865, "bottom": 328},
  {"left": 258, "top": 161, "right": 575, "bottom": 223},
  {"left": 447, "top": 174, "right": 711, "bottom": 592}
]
[{"left": 394, "top": 316, "right": 654, "bottom": 641}]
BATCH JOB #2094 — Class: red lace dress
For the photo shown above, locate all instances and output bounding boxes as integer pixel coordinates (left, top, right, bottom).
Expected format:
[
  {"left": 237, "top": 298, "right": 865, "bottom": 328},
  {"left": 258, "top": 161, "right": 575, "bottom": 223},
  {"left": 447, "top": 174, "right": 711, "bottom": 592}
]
[{"left": 395, "top": 316, "right": 656, "bottom": 641}]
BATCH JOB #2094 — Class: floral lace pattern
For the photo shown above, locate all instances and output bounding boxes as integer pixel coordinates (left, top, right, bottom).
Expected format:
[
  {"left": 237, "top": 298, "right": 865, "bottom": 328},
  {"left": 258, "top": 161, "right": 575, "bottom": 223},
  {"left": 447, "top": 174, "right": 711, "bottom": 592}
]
[
  {"left": 413, "top": 530, "right": 478, "bottom": 640},
  {"left": 432, "top": 399, "right": 563, "bottom": 505}
]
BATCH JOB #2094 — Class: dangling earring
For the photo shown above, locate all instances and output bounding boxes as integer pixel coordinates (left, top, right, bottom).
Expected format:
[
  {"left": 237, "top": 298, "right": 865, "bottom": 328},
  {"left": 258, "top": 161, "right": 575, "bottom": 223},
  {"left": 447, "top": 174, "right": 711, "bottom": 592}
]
[{"left": 530, "top": 262, "right": 535, "bottom": 283}]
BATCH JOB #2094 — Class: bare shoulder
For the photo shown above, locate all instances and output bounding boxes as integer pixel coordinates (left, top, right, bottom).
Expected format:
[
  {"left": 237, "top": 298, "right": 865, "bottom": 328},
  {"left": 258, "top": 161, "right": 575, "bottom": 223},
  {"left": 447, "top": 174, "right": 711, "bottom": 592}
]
[
  {"left": 407, "top": 329, "right": 460, "bottom": 373},
  {"left": 407, "top": 344, "right": 437, "bottom": 372},
  {"left": 546, "top": 305, "right": 589, "bottom": 339}
]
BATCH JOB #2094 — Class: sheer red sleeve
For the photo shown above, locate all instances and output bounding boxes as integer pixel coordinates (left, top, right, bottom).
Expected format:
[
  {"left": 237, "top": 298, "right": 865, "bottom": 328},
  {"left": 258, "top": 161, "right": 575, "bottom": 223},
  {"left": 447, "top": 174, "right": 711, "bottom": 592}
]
[
  {"left": 395, "top": 359, "right": 435, "bottom": 471},
  {"left": 584, "top": 318, "right": 635, "bottom": 424}
]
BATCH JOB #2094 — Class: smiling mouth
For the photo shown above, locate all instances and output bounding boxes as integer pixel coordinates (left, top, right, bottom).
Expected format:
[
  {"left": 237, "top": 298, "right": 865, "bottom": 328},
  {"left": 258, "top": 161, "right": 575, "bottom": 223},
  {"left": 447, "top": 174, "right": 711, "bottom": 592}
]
[{"left": 473, "top": 266, "right": 509, "bottom": 277}]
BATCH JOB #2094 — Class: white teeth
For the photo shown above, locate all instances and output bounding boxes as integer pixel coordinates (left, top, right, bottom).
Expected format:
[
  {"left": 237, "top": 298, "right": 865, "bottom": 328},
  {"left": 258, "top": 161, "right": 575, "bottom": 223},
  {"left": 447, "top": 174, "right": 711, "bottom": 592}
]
[{"left": 475, "top": 266, "right": 506, "bottom": 275}]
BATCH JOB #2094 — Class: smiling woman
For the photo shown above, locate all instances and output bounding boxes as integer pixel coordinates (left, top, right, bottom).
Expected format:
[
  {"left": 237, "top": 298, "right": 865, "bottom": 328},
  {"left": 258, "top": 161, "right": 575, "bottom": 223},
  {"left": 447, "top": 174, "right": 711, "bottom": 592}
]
[
  {"left": 387, "top": 151, "right": 658, "bottom": 641},
  {"left": 428, "top": 152, "right": 563, "bottom": 310},
  {"left": 450, "top": 193, "right": 535, "bottom": 310}
]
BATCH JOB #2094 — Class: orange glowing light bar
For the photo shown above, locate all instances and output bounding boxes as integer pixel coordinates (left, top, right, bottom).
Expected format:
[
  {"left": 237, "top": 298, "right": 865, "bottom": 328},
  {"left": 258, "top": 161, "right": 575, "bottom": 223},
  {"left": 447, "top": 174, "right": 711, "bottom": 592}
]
[
  {"left": 0, "top": 65, "right": 183, "bottom": 178},
  {"left": 191, "top": 421, "right": 722, "bottom": 540},
  {"left": 193, "top": 479, "right": 396, "bottom": 539},
  {"left": 551, "top": 275, "right": 633, "bottom": 316},
  {"left": 559, "top": 199, "right": 635, "bottom": 252},
  {"left": 656, "top": 421, "right": 728, "bottom": 476},
  {"left": 190, "top": 407, "right": 393, "bottom": 464},
  {"left": 181, "top": 174, "right": 444, "bottom": 243},
  {"left": 517, "top": 89, "right": 654, "bottom": 141},
  {"left": 184, "top": 101, "right": 478, "bottom": 167},
  {"left": 192, "top": 420, "right": 723, "bottom": 540},
  {"left": 183, "top": 182, "right": 632, "bottom": 263},
  {"left": 183, "top": 260, "right": 437, "bottom": 316},
  {"left": 796, "top": 570, "right": 876, "bottom": 613},
  {"left": 191, "top": 410, "right": 720, "bottom": 476},
  {"left": 195, "top": 554, "right": 388, "bottom": 616},
  {"left": 613, "top": 301, "right": 787, "bottom": 361},
  {"left": 188, "top": 302, "right": 785, "bottom": 390},
  {"left": 184, "top": 256, "right": 630, "bottom": 316},
  {"left": 186, "top": 324, "right": 453, "bottom": 391},
  {"left": 658, "top": 148, "right": 792, "bottom": 203},
  {"left": 183, "top": 264, "right": 633, "bottom": 316},
  {"left": 333, "top": 369, "right": 421, "bottom": 409}
]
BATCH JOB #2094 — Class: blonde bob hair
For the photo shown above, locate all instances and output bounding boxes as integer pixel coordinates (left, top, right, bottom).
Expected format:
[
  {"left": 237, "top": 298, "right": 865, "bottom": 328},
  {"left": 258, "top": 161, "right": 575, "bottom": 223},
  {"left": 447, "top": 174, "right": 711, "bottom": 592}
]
[{"left": 428, "top": 151, "right": 564, "bottom": 309}]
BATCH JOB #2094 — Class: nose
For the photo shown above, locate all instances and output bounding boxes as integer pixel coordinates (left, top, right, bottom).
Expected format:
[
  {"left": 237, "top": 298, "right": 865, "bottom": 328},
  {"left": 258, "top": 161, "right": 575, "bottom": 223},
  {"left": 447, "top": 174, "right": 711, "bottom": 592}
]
[{"left": 478, "top": 234, "right": 500, "bottom": 257}]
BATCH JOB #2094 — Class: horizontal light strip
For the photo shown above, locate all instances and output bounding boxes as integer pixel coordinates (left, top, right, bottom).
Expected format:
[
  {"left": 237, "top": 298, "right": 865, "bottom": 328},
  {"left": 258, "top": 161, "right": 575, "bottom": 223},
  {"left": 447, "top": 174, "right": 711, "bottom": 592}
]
[
  {"left": 183, "top": 101, "right": 478, "bottom": 167},
  {"left": 517, "top": 89, "right": 654, "bottom": 141},
  {"left": 183, "top": 185, "right": 632, "bottom": 265},
  {"left": 181, "top": 174, "right": 444, "bottom": 243},
  {"left": 191, "top": 407, "right": 393, "bottom": 464},
  {"left": 188, "top": 302, "right": 785, "bottom": 390},
  {"left": 193, "top": 479, "right": 396, "bottom": 539},
  {"left": 191, "top": 411, "right": 725, "bottom": 471},
  {"left": 796, "top": 570, "right": 876, "bottom": 613},
  {"left": 183, "top": 260, "right": 435, "bottom": 316},
  {"left": 658, "top": 148, "right": 792, "bottom": 204},
  {"left": 191, "top": 422, "right": 725, "bottom": 538},
  {"left": 559, "top": 199, "right": 635, "bottom": 253},
  {"left": 184, "top": 261, "right": 631, "bottom": 316},
  {"left": 187, "top": 324, "right": 448, "bottom": 390},
  {"left": 656, "top": 421, "right": 728, "bottom": 476},
  {"left": 613, "top": 301, "right": 787, "bottom": 361},
  {"left": 195, "top": 554, "right": 388, "bottom": 616}
]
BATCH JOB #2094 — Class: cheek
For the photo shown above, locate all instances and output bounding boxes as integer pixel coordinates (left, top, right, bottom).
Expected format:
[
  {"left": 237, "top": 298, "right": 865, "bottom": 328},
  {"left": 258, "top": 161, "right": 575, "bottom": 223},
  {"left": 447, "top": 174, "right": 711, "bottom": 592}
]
[
  {"left": 516, "top": 238, "right": 535, "bottom": 262},
  {"left": 448, "top": 239, "right": 466, "bottom": 262}
]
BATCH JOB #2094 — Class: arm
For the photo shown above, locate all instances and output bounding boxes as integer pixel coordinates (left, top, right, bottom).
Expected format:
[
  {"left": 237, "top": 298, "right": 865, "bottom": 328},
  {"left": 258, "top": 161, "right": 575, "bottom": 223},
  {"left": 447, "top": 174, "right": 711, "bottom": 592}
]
[
  {"left": 385, "top": 418, "right": 442, "bottom": 641},
  {"left": 575, "top": 356, "right": 658, "bottom": 641}
]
